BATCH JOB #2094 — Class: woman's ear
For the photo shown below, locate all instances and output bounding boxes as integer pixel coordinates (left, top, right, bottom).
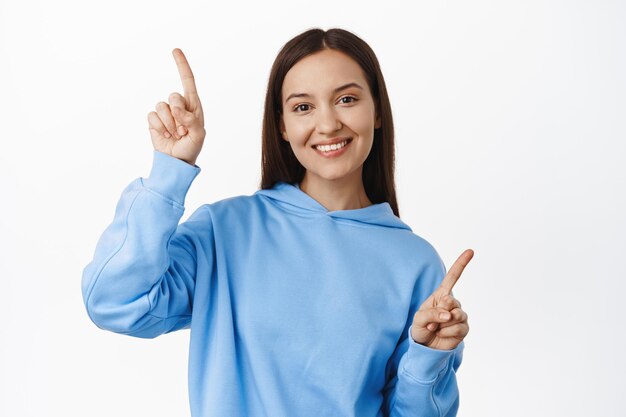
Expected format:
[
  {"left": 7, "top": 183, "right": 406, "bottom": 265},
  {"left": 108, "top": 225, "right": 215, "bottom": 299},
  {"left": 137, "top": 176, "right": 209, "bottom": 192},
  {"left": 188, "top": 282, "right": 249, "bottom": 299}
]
[{"left": 375, "top": 113, "right": 381, "bottom": 129}]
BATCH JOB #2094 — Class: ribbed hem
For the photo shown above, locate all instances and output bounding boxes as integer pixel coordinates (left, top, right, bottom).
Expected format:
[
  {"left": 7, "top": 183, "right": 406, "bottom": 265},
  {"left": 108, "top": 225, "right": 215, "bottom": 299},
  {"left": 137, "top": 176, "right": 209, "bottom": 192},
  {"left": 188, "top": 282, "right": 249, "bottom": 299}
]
[
  {"left": 402, "top": 326, "right": 460, "bottom": 382},
  {"left": 142, "top": 150, "right": 201, "bottom": 206}
]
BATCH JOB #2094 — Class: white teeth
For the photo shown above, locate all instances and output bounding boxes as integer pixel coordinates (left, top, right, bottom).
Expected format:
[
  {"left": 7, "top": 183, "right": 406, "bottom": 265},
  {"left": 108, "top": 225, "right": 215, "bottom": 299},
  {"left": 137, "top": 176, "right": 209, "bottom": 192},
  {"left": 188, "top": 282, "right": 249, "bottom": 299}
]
[{"left": 315, "top": 139, "right": 349, "bottom": 152}]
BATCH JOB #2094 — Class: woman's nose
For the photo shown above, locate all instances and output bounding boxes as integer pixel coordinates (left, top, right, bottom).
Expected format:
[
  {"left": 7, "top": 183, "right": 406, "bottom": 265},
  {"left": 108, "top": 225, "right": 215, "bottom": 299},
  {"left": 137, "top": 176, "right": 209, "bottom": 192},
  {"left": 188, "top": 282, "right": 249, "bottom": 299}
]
[{"left": 315, "top": 106, "right": 342, "bottom": 134}]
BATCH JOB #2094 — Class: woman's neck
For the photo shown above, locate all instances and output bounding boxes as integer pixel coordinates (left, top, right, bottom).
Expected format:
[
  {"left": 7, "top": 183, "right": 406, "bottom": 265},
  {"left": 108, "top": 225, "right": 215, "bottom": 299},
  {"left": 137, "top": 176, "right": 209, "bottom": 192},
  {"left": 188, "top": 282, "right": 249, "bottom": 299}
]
[{"left": 299, "top": 169, "right": 372, "bottom": 212}]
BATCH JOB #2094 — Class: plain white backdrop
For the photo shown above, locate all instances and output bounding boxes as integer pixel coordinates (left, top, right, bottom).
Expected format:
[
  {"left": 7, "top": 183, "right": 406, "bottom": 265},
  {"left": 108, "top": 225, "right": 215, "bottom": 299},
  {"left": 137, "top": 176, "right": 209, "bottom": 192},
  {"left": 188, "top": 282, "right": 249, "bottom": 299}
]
[{"left": 1, "top": 0, "right": 624, "bottom": 416}]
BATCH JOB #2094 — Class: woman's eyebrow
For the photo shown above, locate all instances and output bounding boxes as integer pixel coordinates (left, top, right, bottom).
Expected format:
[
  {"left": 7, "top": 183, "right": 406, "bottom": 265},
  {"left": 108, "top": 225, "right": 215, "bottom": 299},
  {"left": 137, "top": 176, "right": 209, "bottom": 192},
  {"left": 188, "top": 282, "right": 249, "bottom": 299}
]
[{"left": 284, "top": 82, "right": 363, "bottom": 104}]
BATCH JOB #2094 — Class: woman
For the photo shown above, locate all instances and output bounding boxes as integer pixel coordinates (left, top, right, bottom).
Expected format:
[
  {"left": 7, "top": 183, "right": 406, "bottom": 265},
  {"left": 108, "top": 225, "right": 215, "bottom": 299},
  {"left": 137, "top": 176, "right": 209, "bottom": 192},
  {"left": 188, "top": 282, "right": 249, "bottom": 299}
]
[{"left": 82, "top": 27, "right": 473, "bottom": 417}]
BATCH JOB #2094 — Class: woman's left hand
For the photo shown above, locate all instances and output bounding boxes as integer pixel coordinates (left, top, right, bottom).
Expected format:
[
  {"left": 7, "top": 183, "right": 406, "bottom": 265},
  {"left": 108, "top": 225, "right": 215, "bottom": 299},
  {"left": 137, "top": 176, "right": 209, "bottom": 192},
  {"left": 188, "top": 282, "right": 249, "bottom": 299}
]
[{"left": 410, "top": 249, "right": 473, "bottom": 350}]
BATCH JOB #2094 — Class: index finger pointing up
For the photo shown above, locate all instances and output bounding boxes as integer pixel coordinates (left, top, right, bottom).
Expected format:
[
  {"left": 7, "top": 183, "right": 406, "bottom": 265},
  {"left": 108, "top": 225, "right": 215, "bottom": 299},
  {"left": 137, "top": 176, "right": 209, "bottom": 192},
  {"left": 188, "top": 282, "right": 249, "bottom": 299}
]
[
  {"left": 172, "top": 48, "right": 198, "bottom": 96},
  {"left": 439, "top": 249, "right": 474, "bottom": 295}
]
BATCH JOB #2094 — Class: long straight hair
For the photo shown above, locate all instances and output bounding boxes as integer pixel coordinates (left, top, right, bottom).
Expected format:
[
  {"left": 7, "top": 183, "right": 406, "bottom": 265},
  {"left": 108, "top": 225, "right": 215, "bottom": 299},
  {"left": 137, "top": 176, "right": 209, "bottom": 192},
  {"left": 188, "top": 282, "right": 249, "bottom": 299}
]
[{"left": 259, "top": 27, "right": 400, "bottom": 217}]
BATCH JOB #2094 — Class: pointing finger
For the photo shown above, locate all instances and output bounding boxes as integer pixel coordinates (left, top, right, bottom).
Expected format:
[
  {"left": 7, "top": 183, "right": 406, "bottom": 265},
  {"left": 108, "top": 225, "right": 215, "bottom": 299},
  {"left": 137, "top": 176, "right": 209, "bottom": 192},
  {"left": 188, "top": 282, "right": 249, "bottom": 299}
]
[
  {"left": 439, "top": 249, "right": 474, "bottom": 295},
  {"left": 172, "top": 48, "right": 198, "bottom": 97}
]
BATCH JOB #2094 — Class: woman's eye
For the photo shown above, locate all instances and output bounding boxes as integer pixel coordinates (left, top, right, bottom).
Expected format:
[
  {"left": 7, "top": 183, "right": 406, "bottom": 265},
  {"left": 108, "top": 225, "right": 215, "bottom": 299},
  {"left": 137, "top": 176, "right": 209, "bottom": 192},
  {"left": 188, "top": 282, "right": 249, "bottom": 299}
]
[
  {"left": 293, "top": 104, "right": 310, "bottom": 113},
  {"left": 340, "top": 96, "right": 358, "bottom": 104},
  {"left": 293, "top": 97, "right": 358, "bottom": 113}
]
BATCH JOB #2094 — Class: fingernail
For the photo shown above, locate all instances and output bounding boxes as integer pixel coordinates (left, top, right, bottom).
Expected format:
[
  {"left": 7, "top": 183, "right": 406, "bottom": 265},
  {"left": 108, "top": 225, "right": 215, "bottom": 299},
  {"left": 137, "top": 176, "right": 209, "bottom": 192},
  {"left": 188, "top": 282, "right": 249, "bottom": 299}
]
[
  {"left": 178, "top": 125, "right": 186, "bottom": 135},
  {"left": 440, "top": 312, "right": 451, "bottom": 320},
  {"left": 164, "top": 131, "right": 171, "bottom": 138}
]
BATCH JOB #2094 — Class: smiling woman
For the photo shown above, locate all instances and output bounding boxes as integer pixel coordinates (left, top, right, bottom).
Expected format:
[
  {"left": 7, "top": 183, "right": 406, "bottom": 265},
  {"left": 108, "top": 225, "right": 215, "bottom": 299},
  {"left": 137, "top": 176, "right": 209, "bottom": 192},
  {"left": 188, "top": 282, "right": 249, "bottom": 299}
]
[
  {"left": 81, "top": 27, "right": 471, "bottom": 417},
  {"left": 262, "top": 29, "right": 395, "bottom": 214},
  {"left": 277, "top": 49, "right": 381, "bottom": 210}
]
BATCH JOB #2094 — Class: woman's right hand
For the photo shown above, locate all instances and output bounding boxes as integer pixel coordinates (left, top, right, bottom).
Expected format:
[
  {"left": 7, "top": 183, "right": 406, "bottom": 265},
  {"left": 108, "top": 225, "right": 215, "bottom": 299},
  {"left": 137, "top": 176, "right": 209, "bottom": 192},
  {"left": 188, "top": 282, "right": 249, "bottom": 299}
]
[{"left": 147, "top": 48, "right": 205, "bottom": 166}]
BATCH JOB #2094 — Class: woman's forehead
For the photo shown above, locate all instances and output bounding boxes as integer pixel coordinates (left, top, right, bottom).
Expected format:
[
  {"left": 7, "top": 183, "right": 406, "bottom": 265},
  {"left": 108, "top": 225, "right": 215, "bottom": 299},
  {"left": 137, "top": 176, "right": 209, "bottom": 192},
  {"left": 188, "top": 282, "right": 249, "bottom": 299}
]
[{"left": 282, "top": 50, "right": 368, "bottom": 99}]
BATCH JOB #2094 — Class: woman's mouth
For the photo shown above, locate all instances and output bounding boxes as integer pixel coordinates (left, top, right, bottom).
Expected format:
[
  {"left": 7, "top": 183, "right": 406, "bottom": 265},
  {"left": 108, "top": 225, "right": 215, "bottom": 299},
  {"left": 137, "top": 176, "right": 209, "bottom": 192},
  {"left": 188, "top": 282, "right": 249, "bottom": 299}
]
[{"left": 312, "top": 138, "right": 353, "bottom": 158}]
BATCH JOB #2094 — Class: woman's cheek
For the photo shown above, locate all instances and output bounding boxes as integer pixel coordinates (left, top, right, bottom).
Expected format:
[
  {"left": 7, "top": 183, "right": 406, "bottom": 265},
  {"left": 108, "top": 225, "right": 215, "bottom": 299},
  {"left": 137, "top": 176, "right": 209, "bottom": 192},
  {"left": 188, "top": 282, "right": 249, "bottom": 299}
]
[{"left": 347, "top": 106, "right": 376, "bottom": 133}]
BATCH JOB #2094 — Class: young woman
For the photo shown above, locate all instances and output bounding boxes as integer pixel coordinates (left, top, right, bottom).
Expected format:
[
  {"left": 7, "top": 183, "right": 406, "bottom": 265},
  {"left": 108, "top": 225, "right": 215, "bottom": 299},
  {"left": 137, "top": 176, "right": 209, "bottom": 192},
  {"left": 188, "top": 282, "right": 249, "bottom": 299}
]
[{"left": 82, "top": 27, "right": 473, "bottom": 417}]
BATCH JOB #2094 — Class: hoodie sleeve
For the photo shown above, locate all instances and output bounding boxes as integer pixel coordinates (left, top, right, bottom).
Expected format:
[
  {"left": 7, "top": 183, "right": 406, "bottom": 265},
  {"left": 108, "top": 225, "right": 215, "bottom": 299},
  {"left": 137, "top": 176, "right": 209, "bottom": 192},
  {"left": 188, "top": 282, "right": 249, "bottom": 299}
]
[
  {"left": 81, "top": 150, "right": 207, "bottom": 339},
  {"left": 381, "top": 250, "right": 465, "bottom": 417}
]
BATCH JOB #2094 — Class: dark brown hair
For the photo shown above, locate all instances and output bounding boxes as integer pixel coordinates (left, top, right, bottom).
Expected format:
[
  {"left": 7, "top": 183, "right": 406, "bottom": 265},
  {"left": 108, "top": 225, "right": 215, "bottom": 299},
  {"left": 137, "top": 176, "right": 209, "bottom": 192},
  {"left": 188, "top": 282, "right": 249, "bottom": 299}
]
[{"left": 260, "top": 27, "right": 400, "bottom": 217}]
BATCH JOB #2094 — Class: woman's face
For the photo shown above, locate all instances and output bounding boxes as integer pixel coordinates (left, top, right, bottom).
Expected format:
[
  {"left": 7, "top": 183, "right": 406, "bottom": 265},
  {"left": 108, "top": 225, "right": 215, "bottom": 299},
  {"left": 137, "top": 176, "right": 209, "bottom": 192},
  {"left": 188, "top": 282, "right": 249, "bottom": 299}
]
[{"left": 280, "top": 49, "right": 381, "bottom": 183}]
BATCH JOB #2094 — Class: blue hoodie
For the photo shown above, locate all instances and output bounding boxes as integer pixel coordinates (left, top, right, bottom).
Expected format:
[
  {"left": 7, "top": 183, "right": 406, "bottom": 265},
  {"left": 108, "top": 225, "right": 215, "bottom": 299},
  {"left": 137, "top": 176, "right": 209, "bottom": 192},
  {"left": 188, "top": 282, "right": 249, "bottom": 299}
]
[{"left": 82, "top": 150, "right": 464, "bottom": 417}]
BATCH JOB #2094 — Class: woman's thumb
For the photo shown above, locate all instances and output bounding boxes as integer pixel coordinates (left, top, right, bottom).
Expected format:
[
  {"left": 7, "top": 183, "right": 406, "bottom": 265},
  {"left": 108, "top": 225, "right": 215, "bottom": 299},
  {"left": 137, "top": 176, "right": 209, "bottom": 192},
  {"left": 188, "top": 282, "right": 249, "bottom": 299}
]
[{"left": 413, "top": 307, "right": 451, "bottom": 329}]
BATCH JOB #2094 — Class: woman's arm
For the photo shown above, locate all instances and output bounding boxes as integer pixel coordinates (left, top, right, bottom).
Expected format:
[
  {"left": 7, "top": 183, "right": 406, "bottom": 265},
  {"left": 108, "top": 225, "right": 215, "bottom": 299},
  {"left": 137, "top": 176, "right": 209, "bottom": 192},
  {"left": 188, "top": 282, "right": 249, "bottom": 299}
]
[
  {"left": 82, "top": 48, "right": 210, "bottom": 338},
  {"left": 381, "top": 251, "right": 467, "bottom": 417},
  {"left": 81, "top": 150, "right": 209, "bottom": 338},
  {"left": 382, "top": 328, "right": 464, "bottom": 417}
]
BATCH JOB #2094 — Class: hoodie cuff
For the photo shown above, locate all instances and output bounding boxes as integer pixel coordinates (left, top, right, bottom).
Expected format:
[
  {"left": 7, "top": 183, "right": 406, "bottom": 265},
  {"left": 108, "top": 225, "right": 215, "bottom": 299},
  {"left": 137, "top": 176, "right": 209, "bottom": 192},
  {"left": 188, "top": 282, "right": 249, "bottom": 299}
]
[
  {"left": 402, "top": 326, "right": 460, "bottom": 383},
  {"left": 141, "top": 150, "right": 201, "bottom": 206}
]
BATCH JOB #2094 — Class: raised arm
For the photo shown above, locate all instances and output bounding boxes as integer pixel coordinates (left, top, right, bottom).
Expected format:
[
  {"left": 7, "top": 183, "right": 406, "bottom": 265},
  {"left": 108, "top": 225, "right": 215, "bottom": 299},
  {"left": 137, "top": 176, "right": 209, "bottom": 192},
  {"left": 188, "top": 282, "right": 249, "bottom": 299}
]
[{"left": 81, "top": 49, "right": 210, "bottom": 338}]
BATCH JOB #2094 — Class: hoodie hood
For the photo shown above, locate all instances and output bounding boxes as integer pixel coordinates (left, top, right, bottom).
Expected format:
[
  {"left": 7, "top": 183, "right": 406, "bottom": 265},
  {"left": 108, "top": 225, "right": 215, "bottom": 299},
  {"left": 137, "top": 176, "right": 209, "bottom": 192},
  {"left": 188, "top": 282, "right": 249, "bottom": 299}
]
[{"left": 255, "top": 181, "right": 412, "bottom": 231}]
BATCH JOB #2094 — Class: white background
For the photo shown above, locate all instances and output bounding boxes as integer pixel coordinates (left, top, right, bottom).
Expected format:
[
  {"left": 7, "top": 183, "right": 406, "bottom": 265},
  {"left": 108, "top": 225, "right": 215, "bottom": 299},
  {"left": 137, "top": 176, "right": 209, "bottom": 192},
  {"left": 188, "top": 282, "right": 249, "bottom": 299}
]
[{"left": 1, "top": 0, "right": 625, "bottom": 416}]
